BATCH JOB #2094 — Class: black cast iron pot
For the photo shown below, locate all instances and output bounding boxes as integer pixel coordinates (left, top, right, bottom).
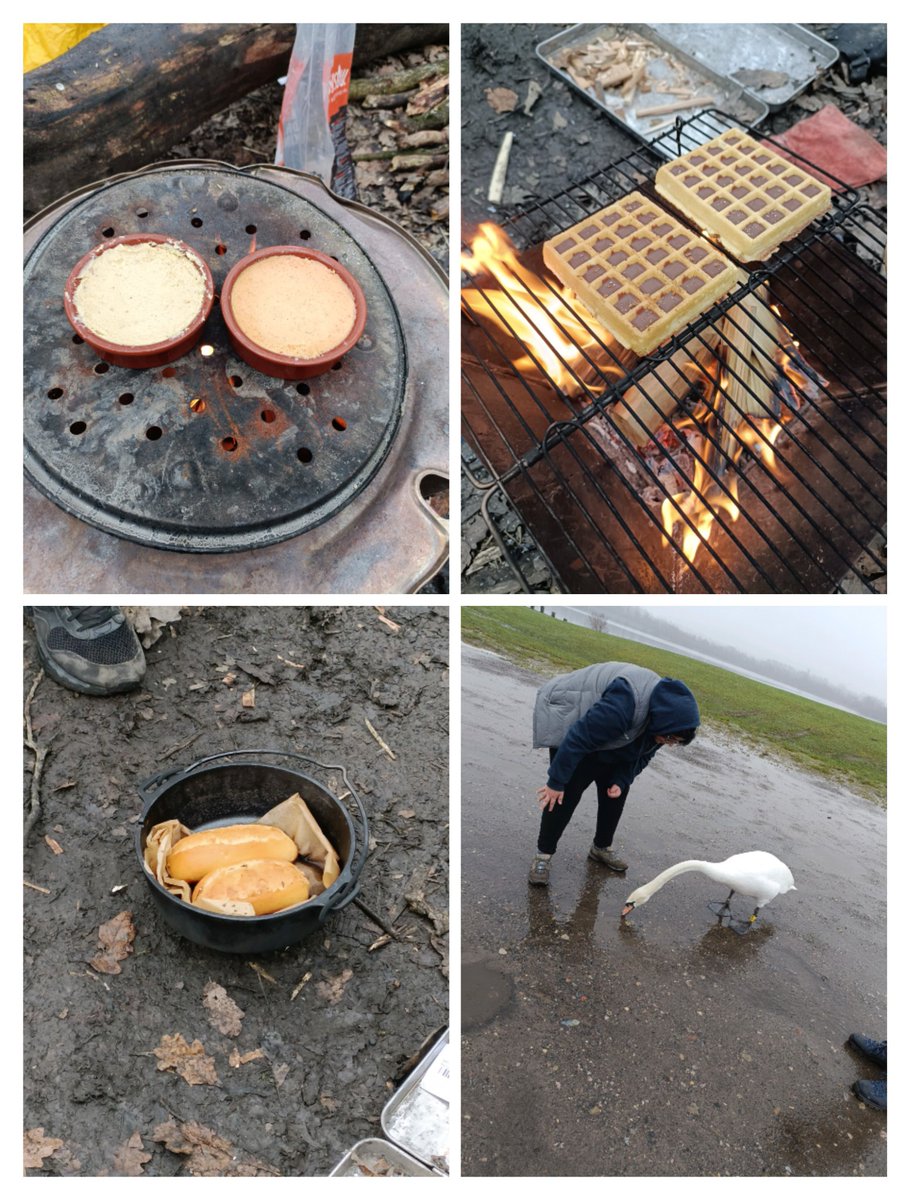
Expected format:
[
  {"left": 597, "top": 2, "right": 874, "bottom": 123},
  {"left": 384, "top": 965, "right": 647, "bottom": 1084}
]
[{"left": 136, "top": 748, "right": 369, "bottom": 953}]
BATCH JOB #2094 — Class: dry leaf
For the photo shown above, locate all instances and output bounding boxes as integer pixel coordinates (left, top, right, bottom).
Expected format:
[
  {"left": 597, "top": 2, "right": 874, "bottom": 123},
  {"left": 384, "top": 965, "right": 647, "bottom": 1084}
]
[
  {"left": 241, "top": 687, "right": 255, "bottom": 708},
  {"left": 44, "top": 836, "right": 63, "bottom": 855},
  {"left": 398, "top": 809, "right": 415, "bottom": 819},
  {"left": 485, "top": 86, "right": 518, "bottom": 113},
  {"left": 320, "top": 1095, "right": 340, "bottom": 1112},
  {"left": 222, "top": 673, "right": 237, "bottom": 685},
  {"left": 24, "top": 1128, "right": 63, "bottom": 1170},
  {"left": 112, "top": 1132, "right": 151, "bottom": 1177},
  {"left": 272, "top": 1062, "right": 290, "bottom": 1088},
  {"left": 153, "top": 1120, "right": 278, "bottom": 1177},
  {"left": 202, "top": 981, "right": 245, "bottom": 1037},
  {"left": 152, "top": 1033, "right": 219, "bottom": 1085},
  {"left": 316, "top": 968, "right": 353, "bottom": 1005},
  {"left": 229, "top": 1047, "right": 265, "bottom": 1068},
  {"left": 90, "top": 911, "right": 135, "bottom": 975}
]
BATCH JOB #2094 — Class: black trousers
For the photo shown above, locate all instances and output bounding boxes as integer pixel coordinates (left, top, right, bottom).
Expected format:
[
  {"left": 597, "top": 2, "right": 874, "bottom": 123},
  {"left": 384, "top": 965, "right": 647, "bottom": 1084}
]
[{"left": 537, "top": 750, "right": 630, "bottom": 855}]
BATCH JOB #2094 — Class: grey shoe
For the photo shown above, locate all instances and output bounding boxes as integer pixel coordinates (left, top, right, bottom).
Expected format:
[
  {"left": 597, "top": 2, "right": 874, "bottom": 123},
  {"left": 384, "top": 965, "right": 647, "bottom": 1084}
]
[
  {"left": 589, "top": 844, "right": 628, "bottom": 871},
  {"left": 528, "top": 854, "right": 551, "bottom": 885},
  {"left": 31, "top": 607, "right": 146, "bottom": 696}
]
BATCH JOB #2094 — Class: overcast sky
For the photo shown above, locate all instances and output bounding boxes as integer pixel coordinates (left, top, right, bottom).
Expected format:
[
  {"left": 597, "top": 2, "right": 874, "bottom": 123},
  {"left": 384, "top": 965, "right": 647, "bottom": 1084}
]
[{"left": 590, "top": 606, "right": 887, "bottom": 703}]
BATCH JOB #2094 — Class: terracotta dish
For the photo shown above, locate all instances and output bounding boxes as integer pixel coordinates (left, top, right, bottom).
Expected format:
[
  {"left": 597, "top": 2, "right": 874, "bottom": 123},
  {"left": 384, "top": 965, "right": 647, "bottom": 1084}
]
[
  {"left": 220, "top": 246, "right": 367, "bottom": 380},
  {"left": 64, "top": 233, "right": 214, "bottom": 368}
]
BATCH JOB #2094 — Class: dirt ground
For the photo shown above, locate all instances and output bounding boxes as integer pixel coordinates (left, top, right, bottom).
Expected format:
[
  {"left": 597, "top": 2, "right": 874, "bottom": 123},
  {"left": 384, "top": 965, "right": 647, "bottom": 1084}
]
[
  {"left": 23, "top": 606, "right": 449, "bottom": 1177},
  {"left": 461, "top": 645, "right": 886, "bottom": 1176}
]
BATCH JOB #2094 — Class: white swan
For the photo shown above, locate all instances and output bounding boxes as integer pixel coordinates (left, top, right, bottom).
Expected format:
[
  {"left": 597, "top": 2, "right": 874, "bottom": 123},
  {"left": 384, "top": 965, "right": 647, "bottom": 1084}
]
[{"left": 621, "top": 851, "right": 796, "bottom": 930}]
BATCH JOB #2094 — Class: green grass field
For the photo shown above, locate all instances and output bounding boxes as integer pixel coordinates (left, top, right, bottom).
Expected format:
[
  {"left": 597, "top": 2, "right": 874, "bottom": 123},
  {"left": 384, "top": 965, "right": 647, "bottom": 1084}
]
[{"left": 462, "top": 607, "right": 886, "bottom": 803}]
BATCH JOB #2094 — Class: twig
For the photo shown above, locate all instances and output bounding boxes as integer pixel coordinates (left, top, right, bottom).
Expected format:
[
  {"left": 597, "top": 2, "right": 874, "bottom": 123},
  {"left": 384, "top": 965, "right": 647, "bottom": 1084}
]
[
  {"left": 24, "top": 879, "right": 51, "bottom": 894},
  {"left": 23, "top": 669, "right": 48, "bottom": 844},
  {"left": 374, "top": 606, "right": 401, "bottom": 632},
  {"left": 353, "top": 897, "right": 398, "bottom": 938},
  {"left": 365, "top": 718, "right": 396, "bottom": 760},
  {"left": 635, "top": 95, "right": 715, "bottom": 118},
  {"left": 246, "top": 961, "right": 278, "bottom": 985},
  {"left": 488, "top": 131, "right": 514, "bottom": 204},
  {"left": 161, "top": 730, "right": 203, "bottom": 761},
  {"left": 290, "top": 971, "right": 312, "bottom": 1001},
  {"left": 277, "top": 654, "right": 307, "bottom": 670}
]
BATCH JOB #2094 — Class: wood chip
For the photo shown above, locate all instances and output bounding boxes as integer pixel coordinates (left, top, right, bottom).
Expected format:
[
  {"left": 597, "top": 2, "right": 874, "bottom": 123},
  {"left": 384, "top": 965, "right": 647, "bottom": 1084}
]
[
  {"left": 365, "top": 717, "right": 396, "bottom": 759},
  {"left": 290, "top": 971, "right": 312, "bottom": 1001},
  {"left": 24, "top": 880, "right": 50, "bottom": 894},
  {"left": 229, "top": 1047, "right": 265, "bottom": 1068},
  {"left": 374, "top": 606, "right": 401, "bottom": 631},
  {"left": 44, "top": 835, "right": 63, "bottom": 855},
  {"left": 485, "top": 85, "right": 519, "bottom": 113},
  {"left": 246, "top": 961, "right": 278, "bottom": 985},
  {"left": 241, "top": 687, "right": 255, "bottom": 708}
]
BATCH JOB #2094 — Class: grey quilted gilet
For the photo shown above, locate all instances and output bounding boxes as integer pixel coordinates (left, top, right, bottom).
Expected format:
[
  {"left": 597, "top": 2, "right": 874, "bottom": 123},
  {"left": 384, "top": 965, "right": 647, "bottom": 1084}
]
[{"left": 532, "top": 662, "right": 662, "bottom": 749}]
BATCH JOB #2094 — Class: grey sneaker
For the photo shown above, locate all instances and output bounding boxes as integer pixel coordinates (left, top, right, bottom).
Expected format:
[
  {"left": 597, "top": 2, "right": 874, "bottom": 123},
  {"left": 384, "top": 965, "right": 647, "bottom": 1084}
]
[
  {"left": 528, "top": 854, "right": 551, "bottom": 885},
  {"left": 31, "top": 607, "right": 146, "bottom": 696},
  {"left": 589, "top": 844, "right": 628, "bottom": 871}
]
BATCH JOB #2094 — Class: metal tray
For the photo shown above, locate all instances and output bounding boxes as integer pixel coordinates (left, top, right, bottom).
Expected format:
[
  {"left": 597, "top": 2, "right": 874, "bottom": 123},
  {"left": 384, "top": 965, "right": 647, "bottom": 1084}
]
[
  {"left": 381, "top": 1029, "right": 449, "bottom": 1173},
  {"left": 329, "top": 1138, "right": 438, "bottom": 1177},
  {"left": 536, "top": 24, "right": 767, "bottom": 154},
  {"left": 650, "top": 24, "right": 838, "bottom": 110}
]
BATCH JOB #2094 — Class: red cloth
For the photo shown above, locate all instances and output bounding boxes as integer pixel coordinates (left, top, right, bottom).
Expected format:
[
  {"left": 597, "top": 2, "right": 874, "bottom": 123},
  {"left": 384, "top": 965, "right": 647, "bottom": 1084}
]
[{"left": 764, "top": 104, "right": 886, "bottom": 192}]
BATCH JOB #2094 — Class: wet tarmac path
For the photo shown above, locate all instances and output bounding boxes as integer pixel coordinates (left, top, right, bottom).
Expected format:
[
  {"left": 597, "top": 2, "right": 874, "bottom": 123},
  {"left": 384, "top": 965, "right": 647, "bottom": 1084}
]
[{"left": 461, "top": 645, "right": 886, "bottom": 1176}]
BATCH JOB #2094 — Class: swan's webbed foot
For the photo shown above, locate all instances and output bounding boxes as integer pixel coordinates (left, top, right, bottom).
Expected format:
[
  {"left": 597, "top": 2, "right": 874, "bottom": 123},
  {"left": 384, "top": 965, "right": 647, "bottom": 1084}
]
[
  {"left": 707, "top": 890, "right": 736, "bottom": 922},
  {"left": 728, "top": 911, "right": 760, "bottom": 936}
]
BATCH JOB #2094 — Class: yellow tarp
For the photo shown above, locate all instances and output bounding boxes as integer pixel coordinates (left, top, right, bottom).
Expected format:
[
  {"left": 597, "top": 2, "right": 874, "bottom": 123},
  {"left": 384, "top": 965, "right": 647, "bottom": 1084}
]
[{"left": 24, "top": 23, "right": 106, "bottom": 73}]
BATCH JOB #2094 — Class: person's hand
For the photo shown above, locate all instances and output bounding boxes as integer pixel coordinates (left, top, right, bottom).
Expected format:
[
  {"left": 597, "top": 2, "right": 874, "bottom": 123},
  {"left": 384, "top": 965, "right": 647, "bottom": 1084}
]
[
  {"left": 607, "top": 784, "right": 621, "bottom": 798},
  {"left": 537, "top": 785, "right": 564, "bottom": 811}
]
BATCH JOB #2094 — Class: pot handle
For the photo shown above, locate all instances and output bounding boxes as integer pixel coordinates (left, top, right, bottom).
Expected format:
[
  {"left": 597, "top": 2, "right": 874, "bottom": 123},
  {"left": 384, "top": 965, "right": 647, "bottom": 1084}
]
[
  {"left": 137, "top": 763, "right": 188, "bottom": 813},
  {"left": 167, "top": 747, "right": 371, "bottom": 886}
]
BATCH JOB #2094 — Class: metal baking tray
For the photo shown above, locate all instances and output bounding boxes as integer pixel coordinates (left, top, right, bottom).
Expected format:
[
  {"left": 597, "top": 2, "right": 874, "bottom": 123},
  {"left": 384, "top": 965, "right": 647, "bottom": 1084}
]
[
  {"left": 381, "top": 1029, "right": 449, "bottom": 1173},
  {"left": 537, "top": 24, "right": 768, "bottom": 154},
  {"left": 329, "top": 1138, "right": 438, "bottom": 1177},
  {"left": 650, "top": 24, "right": 838, "bottom": 110}
]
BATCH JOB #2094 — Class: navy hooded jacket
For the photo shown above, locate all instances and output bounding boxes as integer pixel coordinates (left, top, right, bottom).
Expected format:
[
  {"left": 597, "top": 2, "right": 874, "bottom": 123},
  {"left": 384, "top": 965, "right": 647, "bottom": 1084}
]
[{"left": 547, "top": 676, "right": 700, "bottom": 791}]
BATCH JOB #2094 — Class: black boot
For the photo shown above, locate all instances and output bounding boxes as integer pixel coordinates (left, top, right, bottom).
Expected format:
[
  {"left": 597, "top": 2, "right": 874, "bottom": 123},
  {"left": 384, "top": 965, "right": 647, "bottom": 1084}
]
[
  {"left": 31, "top": 607, "right": 146, "bottom": 696},
  {"left": 848, "top": 1034, "right": 887, "bottom": 1069}
]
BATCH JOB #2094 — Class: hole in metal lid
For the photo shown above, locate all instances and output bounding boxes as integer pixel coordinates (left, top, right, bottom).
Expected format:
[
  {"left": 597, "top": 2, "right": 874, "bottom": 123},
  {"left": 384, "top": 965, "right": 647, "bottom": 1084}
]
[
  {"left": 245, "top": 224, "right": 257, "bottom": 234},
  {"left": 296, "top": 382, "right": 310, "bottom": 396},
  {"left": 191, "top": 217, "right": 203, "bottom": 228},
  {"left": 47, "top": 387, "right": 63, "bottom": 400},
  {"left": 162, "top": 367, "right": 177, "bottom": 378},
  {"left": 94, "top": 362, "right": 109, "bottom": 374},
  {"left": 200, "top": 344, "right": 215, "bottom": 357},
  {"left": 261, "top": 409, "right": 276, "bottom": 423},
  {"left": 297, "top": 447, "right": 313, "bottom": 464},
  {"left": 69, "top": 420, "right": 86, "bottom": 435},
  {"left": 189, "top": 397, "right": 206, "bottom": 413},
  {"left": 332, "top": 417, "right": 347, "bottom": 431},
  {"left": 215, "top": 243, "right": 227, "bottom": 256},
  {"left": 119, "top": 393, "right": 134, "bottom": 405},
  {"left": 102, "top": 227, "right": 115, "bottom": 237},
  {"left": 221, "top": 436, "right": 238, "bottom": 452},
  {"left": 229, "top": 375, "right": 243, "bottom": 388},
  {"left": 146, "top": 426, "right": 163, "bottom": 440}
]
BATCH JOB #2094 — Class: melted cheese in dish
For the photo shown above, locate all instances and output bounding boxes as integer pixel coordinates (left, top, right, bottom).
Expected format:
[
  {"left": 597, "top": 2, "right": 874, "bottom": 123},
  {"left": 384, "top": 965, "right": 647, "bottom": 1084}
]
[
  {"left": 230, "top": 255, "right": 357, "bottom": 359},
  {"left": 73, "top": 242, "right": 207, "bottom": 346}
]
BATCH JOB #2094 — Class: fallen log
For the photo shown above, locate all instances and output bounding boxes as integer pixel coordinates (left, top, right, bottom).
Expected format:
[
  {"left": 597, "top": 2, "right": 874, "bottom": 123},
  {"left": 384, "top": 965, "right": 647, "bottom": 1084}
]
[{"left": 24, "top": 23, "right": 296, "bottom": 214}]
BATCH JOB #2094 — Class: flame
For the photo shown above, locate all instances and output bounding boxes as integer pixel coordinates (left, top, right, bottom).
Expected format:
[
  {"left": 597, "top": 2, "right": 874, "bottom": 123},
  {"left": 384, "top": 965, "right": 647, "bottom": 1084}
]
[
  {"left": 462, "top": 223, "right": 620, "bottom": 393},
  {"left": 660, "top": 338, "right": 818, "bottom": 567}
]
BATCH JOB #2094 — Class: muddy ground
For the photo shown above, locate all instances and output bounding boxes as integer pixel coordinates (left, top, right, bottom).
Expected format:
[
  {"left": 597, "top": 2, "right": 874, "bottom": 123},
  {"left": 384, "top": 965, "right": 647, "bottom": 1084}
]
[
  {"left": 461, "top": 644, "right": 886, "bottom": 1176},
  {"left": 23, "top": 606, "right": 449, "bottom": 1177}
]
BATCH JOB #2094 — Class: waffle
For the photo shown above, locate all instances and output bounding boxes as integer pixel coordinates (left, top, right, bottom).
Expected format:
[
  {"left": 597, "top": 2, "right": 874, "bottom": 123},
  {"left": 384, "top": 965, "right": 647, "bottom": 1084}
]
[
  {"left": 655, "top": 128, "right": 832, "bottom": 263},
  {"left": 542, "top": 191, "right": 739, "bottom": 356}
]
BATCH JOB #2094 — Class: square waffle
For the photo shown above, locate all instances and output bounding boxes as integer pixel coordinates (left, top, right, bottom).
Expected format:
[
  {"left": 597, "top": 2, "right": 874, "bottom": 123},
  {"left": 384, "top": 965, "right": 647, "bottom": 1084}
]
[
  {"left": 542, "top": 191, "right": 739, "bottom": 356},
  {"left": 655, "top": 127, "right": 832, "bottom": 263}
]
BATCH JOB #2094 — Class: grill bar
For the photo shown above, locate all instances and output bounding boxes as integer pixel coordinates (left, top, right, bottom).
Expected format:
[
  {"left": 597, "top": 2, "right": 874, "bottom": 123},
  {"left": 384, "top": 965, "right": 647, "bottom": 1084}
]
[{"left": 462, "top": 111, "right": 886, "bottom": 594}]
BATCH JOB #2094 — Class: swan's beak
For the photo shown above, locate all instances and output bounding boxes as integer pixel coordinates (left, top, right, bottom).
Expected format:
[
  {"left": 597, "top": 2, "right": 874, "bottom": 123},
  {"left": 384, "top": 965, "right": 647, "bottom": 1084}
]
[{"left": 621, "top": 903, "right": 634, "bottom": 918}]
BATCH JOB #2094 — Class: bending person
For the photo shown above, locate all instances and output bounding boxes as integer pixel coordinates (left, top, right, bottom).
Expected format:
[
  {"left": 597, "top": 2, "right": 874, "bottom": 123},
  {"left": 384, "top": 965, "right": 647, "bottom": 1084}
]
[{"left": 529, "top": 661, "right": 699, "bottom": 885}]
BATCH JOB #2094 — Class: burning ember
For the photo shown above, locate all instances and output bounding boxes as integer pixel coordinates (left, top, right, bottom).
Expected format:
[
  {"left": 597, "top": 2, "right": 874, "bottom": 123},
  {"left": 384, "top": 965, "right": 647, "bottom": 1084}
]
[
  {"left": 657, "top": 293, "right": 826, "bottom": 566},
  {"left": 462, "top": 223, "right": 624, "bottom": 393}
]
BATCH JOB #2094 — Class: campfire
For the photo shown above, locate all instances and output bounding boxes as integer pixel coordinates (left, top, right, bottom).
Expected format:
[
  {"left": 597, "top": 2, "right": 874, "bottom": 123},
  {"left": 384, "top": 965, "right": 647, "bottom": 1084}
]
[{"left": 463, "top": 221, "right": 828, "bottom": 569}]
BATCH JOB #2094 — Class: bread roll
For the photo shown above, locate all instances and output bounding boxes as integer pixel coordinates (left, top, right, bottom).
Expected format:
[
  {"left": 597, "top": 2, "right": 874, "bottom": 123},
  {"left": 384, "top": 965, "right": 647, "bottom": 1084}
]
[
  {"left": 167, "top": 823, "right": 298, "bottom": 883},
  {"left": 192, "top": 859, "right": 310, "bottom": 915}
]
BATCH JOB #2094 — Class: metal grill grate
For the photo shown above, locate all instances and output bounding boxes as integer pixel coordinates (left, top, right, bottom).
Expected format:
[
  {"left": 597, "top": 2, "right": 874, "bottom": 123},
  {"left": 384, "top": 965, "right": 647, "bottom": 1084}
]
[{"left": 462, "top": 111, "right": 886, "bottom": 594}]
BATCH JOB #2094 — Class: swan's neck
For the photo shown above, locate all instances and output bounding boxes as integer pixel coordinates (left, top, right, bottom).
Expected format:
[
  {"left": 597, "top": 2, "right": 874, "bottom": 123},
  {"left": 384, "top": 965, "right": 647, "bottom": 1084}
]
[{"left": 640, "top": 860, "right": 710, "bottom": 900}]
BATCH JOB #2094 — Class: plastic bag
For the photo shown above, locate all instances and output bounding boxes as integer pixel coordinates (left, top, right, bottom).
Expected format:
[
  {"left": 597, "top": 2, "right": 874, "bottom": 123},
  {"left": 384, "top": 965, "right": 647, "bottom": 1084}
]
[
  {"left": 276, "top": 23, "right": 357, "bottom": 200},
  {"left": 24, "top": 23, "right": 106, "bottom": 73}
]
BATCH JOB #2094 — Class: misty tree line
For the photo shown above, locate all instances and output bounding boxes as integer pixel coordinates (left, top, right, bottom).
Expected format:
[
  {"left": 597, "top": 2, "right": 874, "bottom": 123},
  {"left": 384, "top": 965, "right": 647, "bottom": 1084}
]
[{"left": 533, "top": 606, "right": 885, "bottom": 723}]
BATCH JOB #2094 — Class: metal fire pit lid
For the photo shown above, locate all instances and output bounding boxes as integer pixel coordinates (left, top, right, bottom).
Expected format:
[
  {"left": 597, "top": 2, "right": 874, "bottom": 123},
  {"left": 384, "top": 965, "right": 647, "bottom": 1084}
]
[{"left": 24, "top": 165, "right": 406, "bottom": 552}]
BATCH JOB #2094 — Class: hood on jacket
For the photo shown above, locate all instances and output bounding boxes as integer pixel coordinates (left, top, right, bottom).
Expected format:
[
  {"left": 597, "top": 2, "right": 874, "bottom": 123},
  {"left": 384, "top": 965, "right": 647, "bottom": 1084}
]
[{"left": 647, "top": 678, "right": 700, "bottom": 737}]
